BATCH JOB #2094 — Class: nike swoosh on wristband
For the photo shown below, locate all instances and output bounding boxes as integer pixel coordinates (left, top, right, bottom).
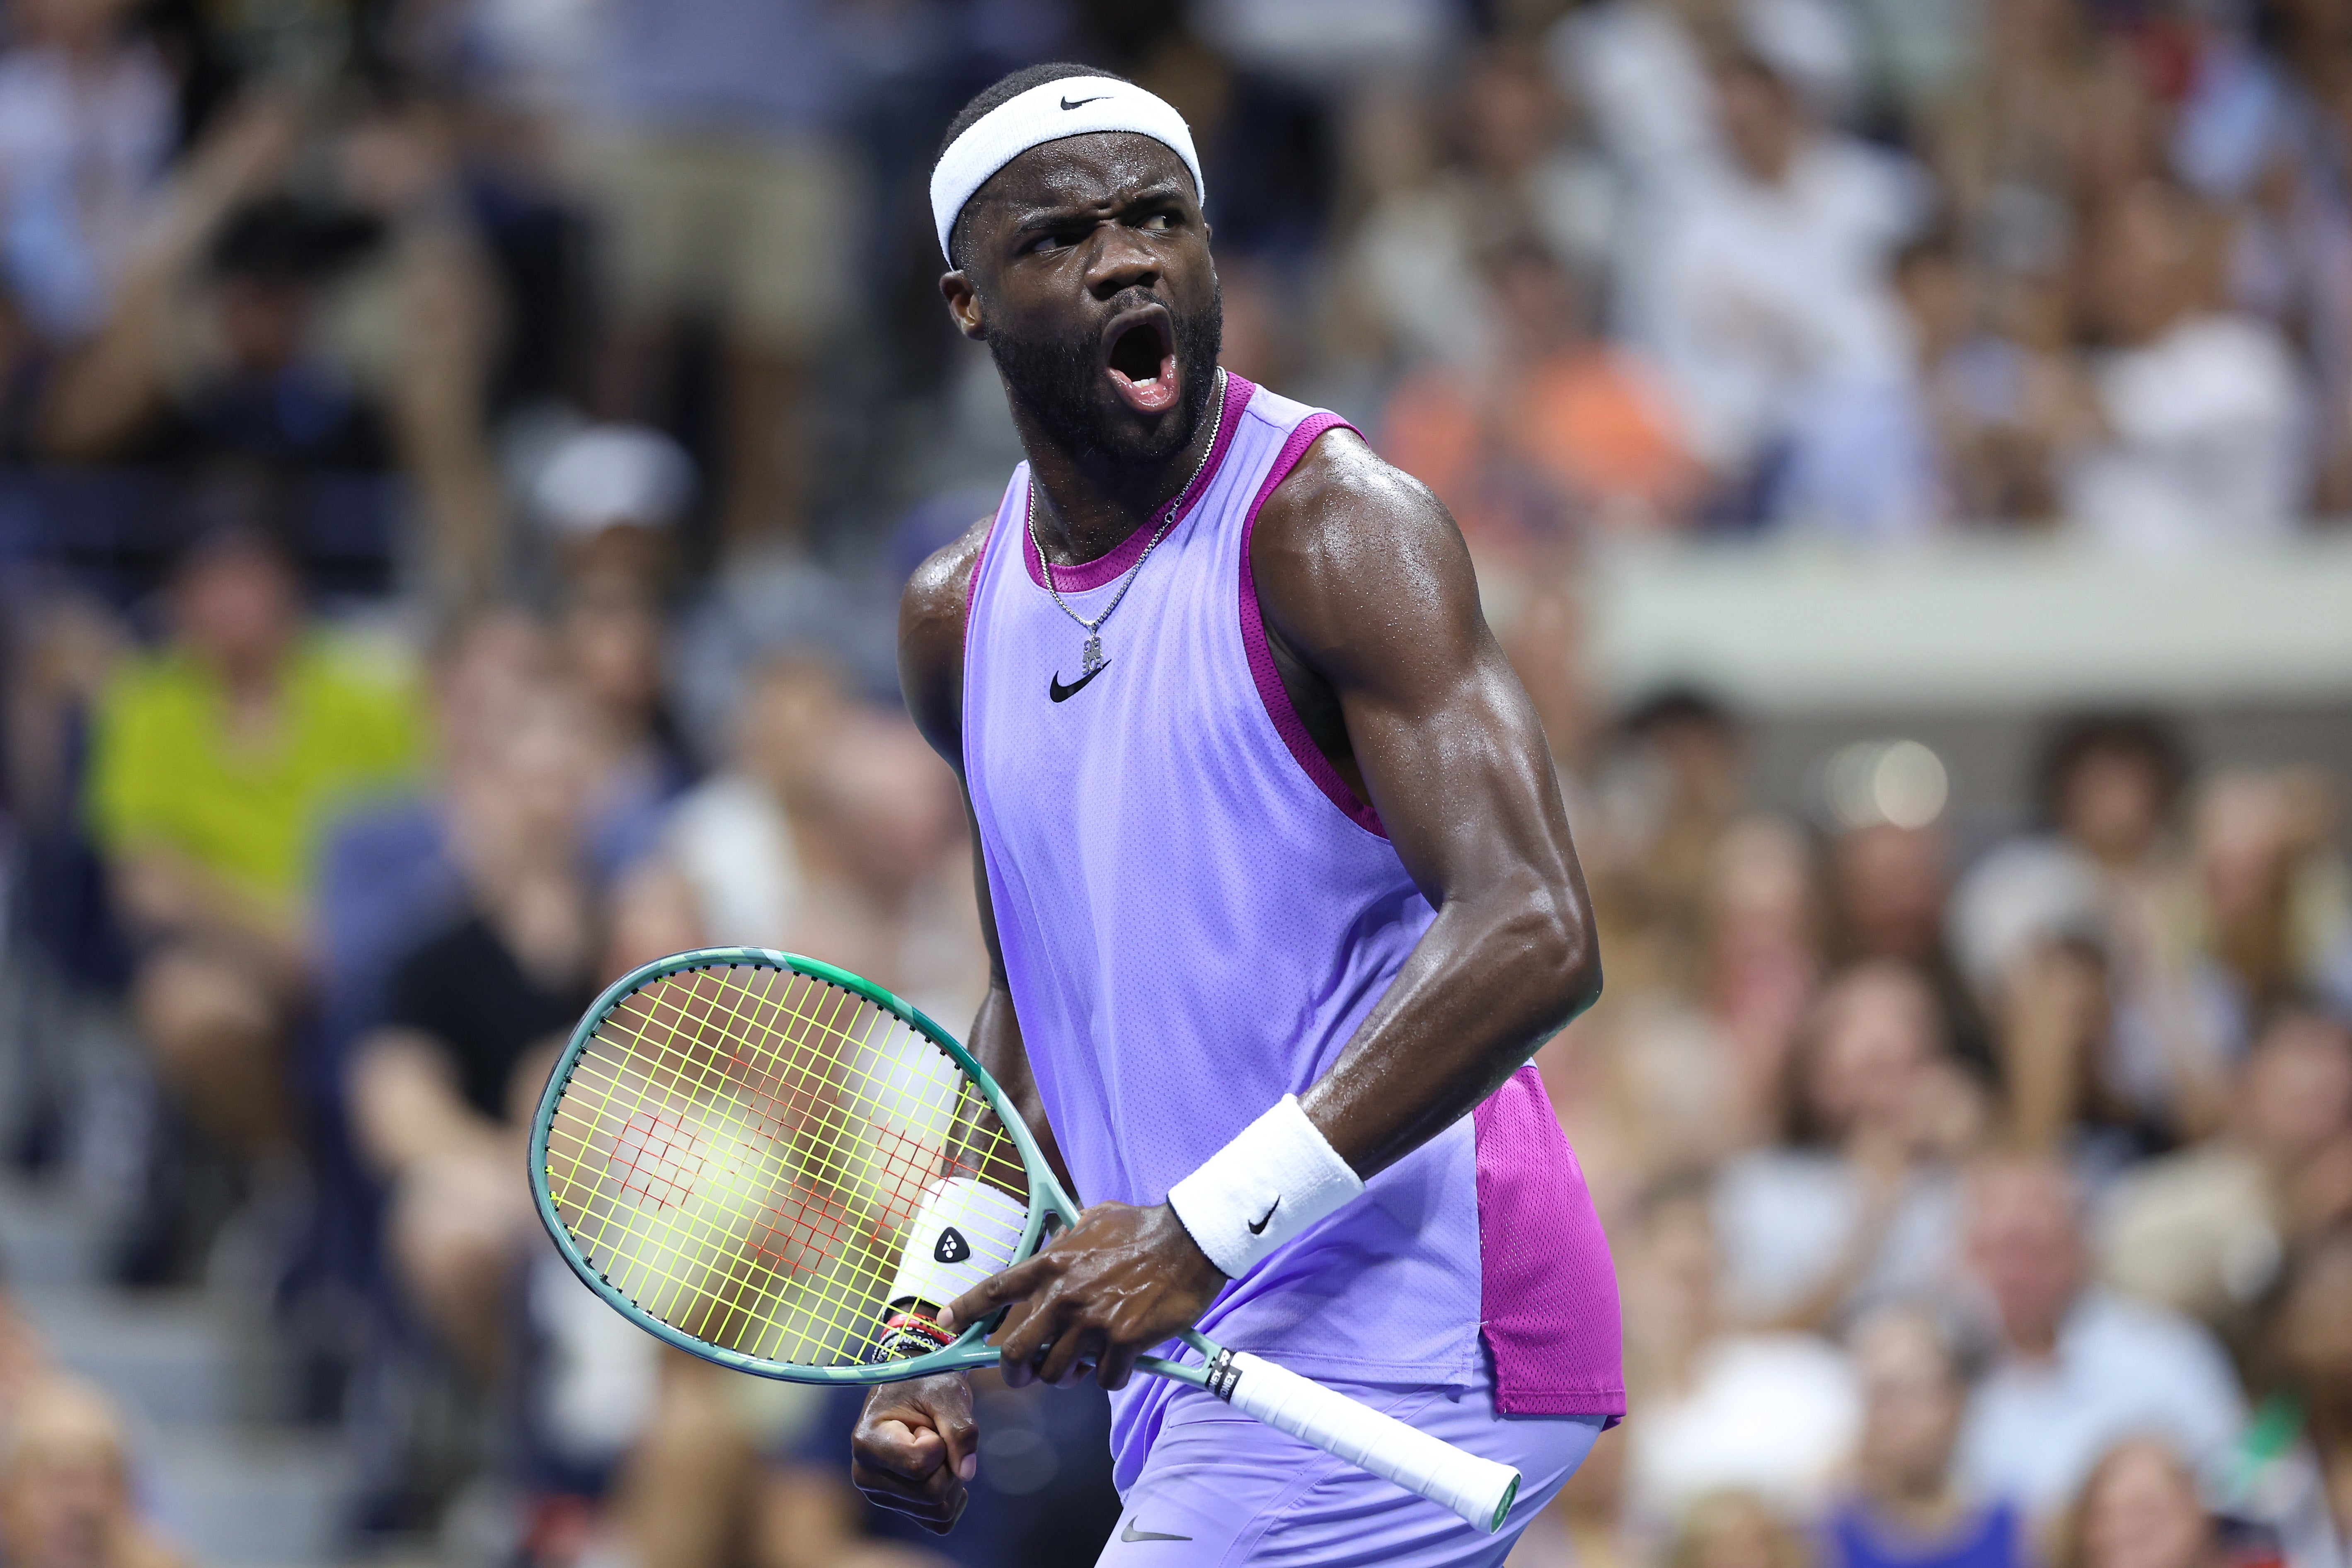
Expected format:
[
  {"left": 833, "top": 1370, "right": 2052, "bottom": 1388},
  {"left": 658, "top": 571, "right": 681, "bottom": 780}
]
[
  {"left": 1061, "top": 95, "right": 1110, "bottom": 110},
  {"left": 1048, "top": 663, "right": 1111, "bottom": 703},
  {"left": 1120, "top": 1521, "right": 1192, "bottom": 1542},
  {"left": 1247, "top": 1197, "right": 1279, "bottom": 1235}
]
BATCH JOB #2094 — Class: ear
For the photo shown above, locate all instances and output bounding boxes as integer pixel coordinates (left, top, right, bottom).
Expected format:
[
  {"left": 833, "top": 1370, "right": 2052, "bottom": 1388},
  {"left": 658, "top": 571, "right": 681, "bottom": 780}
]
[{"left": 941, "top": 272, "right": 986, "bottom": 342}]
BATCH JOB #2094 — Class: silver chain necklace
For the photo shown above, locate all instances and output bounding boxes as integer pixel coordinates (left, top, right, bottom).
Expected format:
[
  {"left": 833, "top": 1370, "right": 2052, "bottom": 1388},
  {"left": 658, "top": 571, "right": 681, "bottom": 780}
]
[{"left": 1027, "top": 368, "right": 1226, "bottom": 676}]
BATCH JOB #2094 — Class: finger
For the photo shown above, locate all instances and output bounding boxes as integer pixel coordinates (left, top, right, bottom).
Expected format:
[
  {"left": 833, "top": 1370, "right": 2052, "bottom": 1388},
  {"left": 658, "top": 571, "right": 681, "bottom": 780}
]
[
  {"left": 928, "top": 1386, "right": 981, "bottom": 1484},
  {"left": 851, "top": 1416, "right": 943, "bottom": 1485},
  {"left": 1097, "top": 1338, "right": 1143, "bottom": 1393},
  {"left": 993, "top": 1294, "right": 1068, "bottom": 1389},
  {"left": 1034, "top": 1320, "right": 1103, "bottom": 1388},
  {"left": 942, "top": 1254, "right": 1052, "bottom": 1333},
  {"left": 852, "top": 1459, "right": 964, "bottom": 1526}
]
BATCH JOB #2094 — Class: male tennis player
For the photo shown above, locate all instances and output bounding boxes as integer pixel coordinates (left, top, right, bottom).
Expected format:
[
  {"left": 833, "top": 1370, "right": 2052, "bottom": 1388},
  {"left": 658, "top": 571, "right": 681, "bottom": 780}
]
[{"left": 854, "top": 63, "right": 1623, "bottom": 1563}]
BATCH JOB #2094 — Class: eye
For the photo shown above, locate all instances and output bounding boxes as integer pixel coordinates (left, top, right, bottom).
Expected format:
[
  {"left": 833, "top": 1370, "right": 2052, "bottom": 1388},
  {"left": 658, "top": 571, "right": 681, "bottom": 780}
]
[{"left": 1139, "top": 211, "right": 1175, "bottom": 232}]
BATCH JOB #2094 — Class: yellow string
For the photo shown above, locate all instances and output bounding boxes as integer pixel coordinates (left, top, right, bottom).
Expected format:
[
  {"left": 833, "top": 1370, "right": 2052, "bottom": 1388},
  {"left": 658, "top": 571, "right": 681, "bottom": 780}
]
[{"left": 543, "top": 962, "right": 1018, "bottom": 1367}]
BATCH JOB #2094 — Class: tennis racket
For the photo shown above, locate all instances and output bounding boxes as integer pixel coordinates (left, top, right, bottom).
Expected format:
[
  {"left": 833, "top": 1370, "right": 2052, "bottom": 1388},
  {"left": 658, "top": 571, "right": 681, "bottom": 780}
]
[{"left": 527, "top": 946, "right": 1520, "bottom": 1532}]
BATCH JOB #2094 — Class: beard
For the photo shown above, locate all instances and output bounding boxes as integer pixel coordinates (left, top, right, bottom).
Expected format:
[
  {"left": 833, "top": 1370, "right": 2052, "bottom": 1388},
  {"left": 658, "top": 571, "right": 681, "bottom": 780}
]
[{"left": 983, "top": 279, "right": 1223, "bottom": 470}]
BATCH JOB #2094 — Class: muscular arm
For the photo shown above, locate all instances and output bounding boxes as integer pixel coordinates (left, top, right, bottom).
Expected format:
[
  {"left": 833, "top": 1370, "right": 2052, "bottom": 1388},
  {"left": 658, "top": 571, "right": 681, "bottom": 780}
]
[{"left": 1256, "top": 429, "right": 1600, "bottom": 1171}]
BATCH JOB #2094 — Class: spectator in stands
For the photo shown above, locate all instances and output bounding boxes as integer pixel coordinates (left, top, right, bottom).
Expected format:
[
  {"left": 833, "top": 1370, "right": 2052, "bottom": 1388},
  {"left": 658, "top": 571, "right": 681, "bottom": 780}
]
[
  {"left": 632, "top": 652, "right": 976, "bottom": 1016},
  {"left": 579, "top": 0, "right": 858, "bottom": 554},
  {"left": 1376, "top": 238, "right": 1700, "bottom": 554},
  {"left": 1629, "top": 47, "right": 1934, "bottom": 536},
  {"left": 38, "top": 98, "right": 506, "bottom": 600},
  {"left": 1715, "top": 962, "right": 1978, "bottom": 1333},
  {"left": 1889, "top": 231, "right": 2062, "bottom": 526},
  {"left": 2102, "top": 998, "right": 2352, "bottom": 1343},
  {"left": 1953, "top": 1153, "right": 2246, "bottom": 1520},
  {"left": 1585, "top": 688, "right": 1750, "bottom": 996},
  {"left": 530, "top": 420, "right": 696, "bottom": 597},
  {"left": 0, "top": 1375, "right": 187, "bottom": 1568},
  {"left": 0, "top": 0, "right": 174, "bottom": 344},
  {"left": 1824, "top": 1304, "right": 2026, "bottom": 1568},
  {"left": 2050, "top": 1440, "right": 2231, "bottom": 1568},
  {"left": 1953, "top": 714, "right": 2220, "bottom": 1153},
  {"left": 89, "top": 517, "right": 419, "bottom": 1164},
  {"left": 2188, "top": 770, "right": 2352, "bottom": 1052},
  {"left": 2229, "top": 1226, "right": 2352, "bottom": 1566},
  {"left": 1824, "top": 818, "right": 1993, "bottom": 1081},
  {"left": 1666, "top": 1490, "right": 1818, "bottom": 1568},
  {"left": 348, "top": 681, "right": 597, "bottom": 1376},
  {"left": 555, "top": 575, "right": 694, "bottom": 878},
  {"left": 2056, "top": 179, "right": 2308, "bottom": 555},
  {"left": 1347, "top": 44, "right": 1618, "bottom": 373},
  {"left": 1619, "top": 1171, "right": 1861, "bottom": 1543}
]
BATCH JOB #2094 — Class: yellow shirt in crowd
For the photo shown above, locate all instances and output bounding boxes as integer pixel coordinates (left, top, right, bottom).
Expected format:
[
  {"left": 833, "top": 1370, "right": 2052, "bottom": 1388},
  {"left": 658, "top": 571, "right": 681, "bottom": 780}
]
[{"left": 86, "top": 639, "right": 423, "bottom": 913}]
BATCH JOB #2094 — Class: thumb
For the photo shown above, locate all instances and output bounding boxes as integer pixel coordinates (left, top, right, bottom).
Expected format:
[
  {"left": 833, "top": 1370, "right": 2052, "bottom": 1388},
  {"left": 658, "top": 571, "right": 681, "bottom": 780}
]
[{"left": 930, "top": 1389, "right": 981, "bottom": 1483}]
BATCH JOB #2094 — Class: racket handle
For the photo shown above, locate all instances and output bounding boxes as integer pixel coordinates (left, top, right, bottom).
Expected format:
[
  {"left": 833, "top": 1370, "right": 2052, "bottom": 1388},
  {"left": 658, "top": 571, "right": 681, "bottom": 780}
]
[{"left": 1214, "top": 1350, "right": 1521, "bottom": 1533}]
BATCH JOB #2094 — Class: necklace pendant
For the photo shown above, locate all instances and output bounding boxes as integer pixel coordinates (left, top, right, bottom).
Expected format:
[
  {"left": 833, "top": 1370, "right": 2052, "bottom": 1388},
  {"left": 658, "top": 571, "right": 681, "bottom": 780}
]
[{"left": 1081, "top": 635, "right": 1104, "bottom": 674}]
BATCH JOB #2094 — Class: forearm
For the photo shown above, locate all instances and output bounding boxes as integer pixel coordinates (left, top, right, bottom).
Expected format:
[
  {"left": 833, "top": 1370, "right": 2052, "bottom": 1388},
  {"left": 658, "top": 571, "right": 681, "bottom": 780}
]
[
  {"left": 1301, "top": 870, "right": 1598, "bottom": 1180},
  {"left": 965, "top": 980, "right": 1073, "bottom": 1198},
  {"left": 351, "top": 1035, "right": 506, "bottom": 1176}
]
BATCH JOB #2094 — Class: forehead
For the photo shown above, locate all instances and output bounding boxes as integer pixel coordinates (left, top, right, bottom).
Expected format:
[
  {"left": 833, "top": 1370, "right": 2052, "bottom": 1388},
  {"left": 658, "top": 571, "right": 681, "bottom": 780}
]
[{"left": 965, "top": 132, "right": 1195, "bottom": 228}]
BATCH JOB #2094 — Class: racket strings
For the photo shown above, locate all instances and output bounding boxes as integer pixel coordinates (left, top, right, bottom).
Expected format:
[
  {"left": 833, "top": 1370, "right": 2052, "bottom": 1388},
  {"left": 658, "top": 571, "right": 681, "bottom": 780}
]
[{"left": 543, "top": 963, "right": 1022, "bottom": 1366}]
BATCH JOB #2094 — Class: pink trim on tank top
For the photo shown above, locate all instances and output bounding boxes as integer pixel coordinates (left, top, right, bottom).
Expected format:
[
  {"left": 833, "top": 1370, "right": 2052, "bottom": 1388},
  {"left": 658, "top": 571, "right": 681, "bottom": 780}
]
[
  {"left": 1024, "top": 371, "right": 1257, "bottom": 593},
  {"left": 1236, "top": 412, "right": 1386, "bottom": 838},
  {"left": 1473, "top": 1066, "right": 1627, "bottom": 1419}
]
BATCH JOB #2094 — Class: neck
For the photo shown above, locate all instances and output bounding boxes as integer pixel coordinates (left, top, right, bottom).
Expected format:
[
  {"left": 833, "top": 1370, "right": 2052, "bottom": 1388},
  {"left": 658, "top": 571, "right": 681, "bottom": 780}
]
[
  {"left": 1868, "top": 1473, "right": 1959, "bottom": 1525},
  {"left": 1019, "top": 371, "right": 1222, "bottom": 567}
]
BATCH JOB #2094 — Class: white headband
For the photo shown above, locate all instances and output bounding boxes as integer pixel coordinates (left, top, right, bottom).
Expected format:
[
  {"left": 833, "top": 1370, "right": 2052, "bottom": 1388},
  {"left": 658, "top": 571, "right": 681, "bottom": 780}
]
[{"left": 930, "top": 75, "right": 1206, "bottom": 264}]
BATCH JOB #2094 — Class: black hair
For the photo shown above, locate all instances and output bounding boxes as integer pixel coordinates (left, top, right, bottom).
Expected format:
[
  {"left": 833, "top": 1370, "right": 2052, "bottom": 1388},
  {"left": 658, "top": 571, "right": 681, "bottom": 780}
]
[
  {"left": 210, "top": 198, "right": 386, "bottom": 284},
  {"left": 1619, "top": 683, "right": 1737, "bottom": 741},
  {"left": 2031, "top": 711, "right": 2190, "bottom": 830},
  {"left": 936, "top": 62, "right": 1130, "bottom": 271}
]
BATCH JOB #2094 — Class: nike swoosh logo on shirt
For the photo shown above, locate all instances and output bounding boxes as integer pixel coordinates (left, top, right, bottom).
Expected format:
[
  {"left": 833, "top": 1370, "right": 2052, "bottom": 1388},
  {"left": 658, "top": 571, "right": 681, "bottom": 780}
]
[
  {"left": 1061, "top": 95, "right": 1110, "bottom": 110},
  {"left": 1048, "top": 663, "right": 1111, "bottom": 703},
  {"left": 1120, "top": 1521, "right": 1193, "bottom": 1542}
]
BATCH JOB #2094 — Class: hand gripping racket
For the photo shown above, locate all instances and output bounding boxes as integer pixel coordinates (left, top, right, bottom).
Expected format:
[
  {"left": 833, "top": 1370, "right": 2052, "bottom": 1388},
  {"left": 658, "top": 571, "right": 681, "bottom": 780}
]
[{"left": 528, "top": 947, "right": 1521, "bottom": 1532}]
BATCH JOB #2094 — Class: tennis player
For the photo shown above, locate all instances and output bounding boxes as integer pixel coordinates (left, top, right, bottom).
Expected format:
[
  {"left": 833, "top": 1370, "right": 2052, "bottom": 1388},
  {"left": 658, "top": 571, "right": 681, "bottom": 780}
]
[{"left": 853, "top": 63, "right": 1623, "bottom": 1563}]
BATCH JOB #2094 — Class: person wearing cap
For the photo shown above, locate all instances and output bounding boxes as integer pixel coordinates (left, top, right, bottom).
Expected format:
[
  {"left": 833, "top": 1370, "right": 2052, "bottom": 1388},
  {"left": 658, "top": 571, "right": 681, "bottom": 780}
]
[{"left": 849, "top": 63, "right": 1623, "bottom": 1563}]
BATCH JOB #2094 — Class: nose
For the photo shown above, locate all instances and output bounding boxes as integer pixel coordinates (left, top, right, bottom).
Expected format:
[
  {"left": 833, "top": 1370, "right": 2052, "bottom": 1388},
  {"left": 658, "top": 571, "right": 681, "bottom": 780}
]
[{"left": 1083, "top": 223, "right": 1160, "bottom": 300}]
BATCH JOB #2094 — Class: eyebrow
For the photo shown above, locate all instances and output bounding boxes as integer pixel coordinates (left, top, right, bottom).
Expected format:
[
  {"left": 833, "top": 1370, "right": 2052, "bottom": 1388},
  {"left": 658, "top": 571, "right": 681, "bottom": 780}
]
[{"left": 1005, "top": 179, "right": 1194, "bottom": 236}]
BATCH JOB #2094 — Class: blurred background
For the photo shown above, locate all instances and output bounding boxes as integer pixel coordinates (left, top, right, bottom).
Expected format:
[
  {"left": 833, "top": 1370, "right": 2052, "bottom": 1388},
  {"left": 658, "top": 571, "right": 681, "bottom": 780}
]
[{"left": 0, "top": 0, "right": 2347, "bottom": 1565}]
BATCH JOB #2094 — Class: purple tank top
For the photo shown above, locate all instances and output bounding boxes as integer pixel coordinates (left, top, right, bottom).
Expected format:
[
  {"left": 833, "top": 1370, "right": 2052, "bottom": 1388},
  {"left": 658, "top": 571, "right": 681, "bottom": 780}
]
[{"left": 962, "top": 375, "right": 1623, "bottom": 1487}]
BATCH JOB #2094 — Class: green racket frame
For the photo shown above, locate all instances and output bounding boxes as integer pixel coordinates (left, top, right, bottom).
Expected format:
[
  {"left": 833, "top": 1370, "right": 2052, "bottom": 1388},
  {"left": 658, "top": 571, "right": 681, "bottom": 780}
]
[{"left": 527, "top": 946, "right": 1220, "bottom": 1392}]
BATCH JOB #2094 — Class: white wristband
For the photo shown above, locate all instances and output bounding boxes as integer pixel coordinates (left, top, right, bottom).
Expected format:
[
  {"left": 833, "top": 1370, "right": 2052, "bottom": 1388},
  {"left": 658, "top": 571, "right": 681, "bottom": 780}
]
[
  {"left": 888, "top": 1177, "right": 1028, "bottom": 1310},
  {"left": 1166, "top": 1095, "right": 1364, "bottom": 1279}
]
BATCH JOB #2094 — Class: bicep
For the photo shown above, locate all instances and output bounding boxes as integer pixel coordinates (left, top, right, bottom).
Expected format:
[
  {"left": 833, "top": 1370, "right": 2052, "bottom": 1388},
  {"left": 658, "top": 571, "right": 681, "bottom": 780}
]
[{"left": 1257, "top": 447, "right": 1580, "bottom": 902}]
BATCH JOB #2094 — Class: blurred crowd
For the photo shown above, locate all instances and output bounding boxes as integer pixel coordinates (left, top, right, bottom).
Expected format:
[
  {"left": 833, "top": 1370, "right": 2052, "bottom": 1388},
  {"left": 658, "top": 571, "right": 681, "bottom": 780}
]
[{"left": 0, "top": 0, "right": 2347, "bottom": 1565}]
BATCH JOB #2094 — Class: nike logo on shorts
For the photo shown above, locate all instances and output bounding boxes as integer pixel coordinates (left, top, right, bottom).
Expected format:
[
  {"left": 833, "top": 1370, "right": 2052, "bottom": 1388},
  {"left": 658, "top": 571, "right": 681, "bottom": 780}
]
[
  {"left": 1049, "top": 663, "right": 1110, "bottom": 702},
  {"left": 1121, "top": 1520, "right": 1192, "bottom": 1542}
]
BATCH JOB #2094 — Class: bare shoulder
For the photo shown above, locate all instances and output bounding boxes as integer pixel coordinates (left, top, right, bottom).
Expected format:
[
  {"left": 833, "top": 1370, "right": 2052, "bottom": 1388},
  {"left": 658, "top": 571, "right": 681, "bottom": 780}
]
[
  {"left": 1251, "top": 426, "right": 1480, "bottom": 659},
  {"left": 897, "top": 514, "right": 994, "bottom": 764}
]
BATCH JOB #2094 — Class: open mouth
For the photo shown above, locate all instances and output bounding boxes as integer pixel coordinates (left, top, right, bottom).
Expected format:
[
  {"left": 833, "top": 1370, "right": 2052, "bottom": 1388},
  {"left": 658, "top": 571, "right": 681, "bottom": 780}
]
[{"left": 1102, "top": 308, "right": 1179, "bottom": 415}]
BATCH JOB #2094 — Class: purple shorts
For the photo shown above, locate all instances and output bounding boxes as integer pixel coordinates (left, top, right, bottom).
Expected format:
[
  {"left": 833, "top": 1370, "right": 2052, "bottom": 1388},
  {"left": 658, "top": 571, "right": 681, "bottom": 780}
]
[{"left": 1097, "top": 1356, "right": 1608, "bottom": 1567}]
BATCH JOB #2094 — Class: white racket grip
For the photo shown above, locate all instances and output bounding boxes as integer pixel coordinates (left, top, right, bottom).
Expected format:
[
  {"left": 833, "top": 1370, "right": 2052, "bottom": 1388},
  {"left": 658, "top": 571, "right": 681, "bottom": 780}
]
[{"left": 1214, "top": 1351, "right": 1520, "bottom": 1533}]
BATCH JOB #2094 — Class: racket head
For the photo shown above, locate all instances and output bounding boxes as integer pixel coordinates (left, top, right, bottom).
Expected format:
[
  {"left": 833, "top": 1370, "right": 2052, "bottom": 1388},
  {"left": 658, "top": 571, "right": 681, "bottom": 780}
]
[{"left": 528, "top": 947, "right": 1061, "bottom": 1384}]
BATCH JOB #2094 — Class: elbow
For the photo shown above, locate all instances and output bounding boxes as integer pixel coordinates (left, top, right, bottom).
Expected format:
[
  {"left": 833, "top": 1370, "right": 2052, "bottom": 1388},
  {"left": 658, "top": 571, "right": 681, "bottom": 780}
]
[
  {"left": 1550, "top": 906, "right": 1604, "bottom": 1026},
  {"left": 1493, "top": 877, "right": 1602, "bottom": 1032}
]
